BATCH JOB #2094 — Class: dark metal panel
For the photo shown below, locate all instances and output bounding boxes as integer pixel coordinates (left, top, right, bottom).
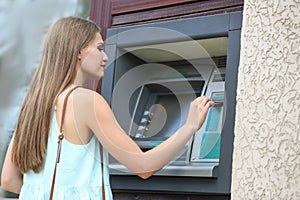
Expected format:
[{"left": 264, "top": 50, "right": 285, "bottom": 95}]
[
  {"left": 216, "top": 28, "right": 242, "bottom": 194},
  {"left": 108, "top": 12, "right": 230, "bottom": 48},
  {"left": 113, "top": 191, "right": 230, "bottom": 200},
  {"left": 229, "top": 11, "right": 243, "bottom": 30}
]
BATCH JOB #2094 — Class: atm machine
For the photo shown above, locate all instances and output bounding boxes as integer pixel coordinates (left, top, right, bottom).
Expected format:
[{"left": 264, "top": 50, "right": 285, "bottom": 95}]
[
  {"left": 102, "top": 11, "right": 241, "bottom": 195},
  {"left": 109, "top": 60, "right": 226, "bottom": 177}
]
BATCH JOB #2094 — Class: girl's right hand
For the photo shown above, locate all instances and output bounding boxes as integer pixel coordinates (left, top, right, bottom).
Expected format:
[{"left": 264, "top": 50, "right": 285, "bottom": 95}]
[{"left": 185, "top": 96, "right": 214, "bottom": 132}]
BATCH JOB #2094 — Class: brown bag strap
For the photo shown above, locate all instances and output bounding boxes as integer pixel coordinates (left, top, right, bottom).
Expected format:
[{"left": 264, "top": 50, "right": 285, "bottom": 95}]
[
  {"left": 50, "top": 86, "right": 80, "bottom": 200},
  {"left": 100, "top": 145, "right": 106, "bottom": 200}
]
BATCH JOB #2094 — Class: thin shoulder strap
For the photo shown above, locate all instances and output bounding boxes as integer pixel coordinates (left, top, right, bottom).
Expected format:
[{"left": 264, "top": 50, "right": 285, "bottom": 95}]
[
  {"left": 50, "top": 86, "right": 80, "bottom": 200},
  {"left": 59, "top": 86, "right": 80, "bottom": 133},
  {"left": 100, "top": 145, "right": 106, "bottom": 200}
]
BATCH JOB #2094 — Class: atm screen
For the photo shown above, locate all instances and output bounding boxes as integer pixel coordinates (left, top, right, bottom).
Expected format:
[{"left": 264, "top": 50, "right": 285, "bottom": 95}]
[
  {"left": 205, "top": 106, "right": 222, "bottom": 132},
  {"left": 199, "top": 133, "right": 221, "bottom": 159}
]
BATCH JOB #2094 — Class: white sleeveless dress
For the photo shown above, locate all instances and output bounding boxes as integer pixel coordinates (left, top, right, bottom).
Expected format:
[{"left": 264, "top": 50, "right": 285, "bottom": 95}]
[{"left": 18, "top": 109, "right": 113, "bottom": 200}]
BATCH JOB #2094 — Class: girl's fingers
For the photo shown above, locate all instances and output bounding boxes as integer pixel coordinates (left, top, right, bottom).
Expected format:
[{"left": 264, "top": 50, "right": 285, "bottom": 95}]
[
  {"left": 205, "top": 100, "right": 214, "bottom": 109},
  {"left": 196, "top": 96, "right": 213, "bottom": 108}
]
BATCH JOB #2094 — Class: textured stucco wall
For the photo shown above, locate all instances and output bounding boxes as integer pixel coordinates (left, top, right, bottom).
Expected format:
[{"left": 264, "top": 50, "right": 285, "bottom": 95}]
[{"left": 231, "top": 0, "right": 300, "bottom": 199}]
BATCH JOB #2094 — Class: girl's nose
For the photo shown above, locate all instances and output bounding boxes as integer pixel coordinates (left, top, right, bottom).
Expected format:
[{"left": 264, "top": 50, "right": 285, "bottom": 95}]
[{"left": 103, "top": 51, "right": 108, "bottom": 62}]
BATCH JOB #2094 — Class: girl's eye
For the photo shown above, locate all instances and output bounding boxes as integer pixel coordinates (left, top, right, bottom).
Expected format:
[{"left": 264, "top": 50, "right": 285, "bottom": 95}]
[{"left": 97, "top": 46, "right": 104, "bottom": 52}]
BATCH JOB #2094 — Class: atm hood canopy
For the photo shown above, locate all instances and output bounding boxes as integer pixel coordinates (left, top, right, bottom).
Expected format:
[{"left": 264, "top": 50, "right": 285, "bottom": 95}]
[{"left": 123, "top": 37, "right": 228, "bottom": 63}]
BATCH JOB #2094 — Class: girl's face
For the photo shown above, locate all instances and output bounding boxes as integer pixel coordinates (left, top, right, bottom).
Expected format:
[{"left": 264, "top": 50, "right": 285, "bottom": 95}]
[{"left": 78, "top": 32, "right": 108, "bottom": 80}]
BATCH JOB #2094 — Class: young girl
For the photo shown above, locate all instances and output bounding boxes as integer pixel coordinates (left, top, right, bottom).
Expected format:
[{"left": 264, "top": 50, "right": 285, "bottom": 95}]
[{"left": 1, "top": 17, "right": 214, "bottom": 199}]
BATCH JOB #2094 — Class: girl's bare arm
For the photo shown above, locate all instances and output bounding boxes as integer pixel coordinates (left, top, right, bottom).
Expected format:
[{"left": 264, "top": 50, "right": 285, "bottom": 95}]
[
  {"left": 1, "top": 135, "right": 23, "bottom": 194},
  {"left": 81, "top": 91, "right": 213, "bottom": 179}
]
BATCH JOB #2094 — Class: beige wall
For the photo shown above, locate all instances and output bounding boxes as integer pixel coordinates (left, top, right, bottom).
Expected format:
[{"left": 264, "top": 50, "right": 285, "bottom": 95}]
[{"left": 231, "top": 0, "right": 300, "bottom": 199}]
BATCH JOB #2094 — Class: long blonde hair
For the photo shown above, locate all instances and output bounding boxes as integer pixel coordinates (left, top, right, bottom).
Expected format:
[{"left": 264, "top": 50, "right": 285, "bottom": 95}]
[{"left": 12, "top": 17, "right": 101, "bottom": 173}]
